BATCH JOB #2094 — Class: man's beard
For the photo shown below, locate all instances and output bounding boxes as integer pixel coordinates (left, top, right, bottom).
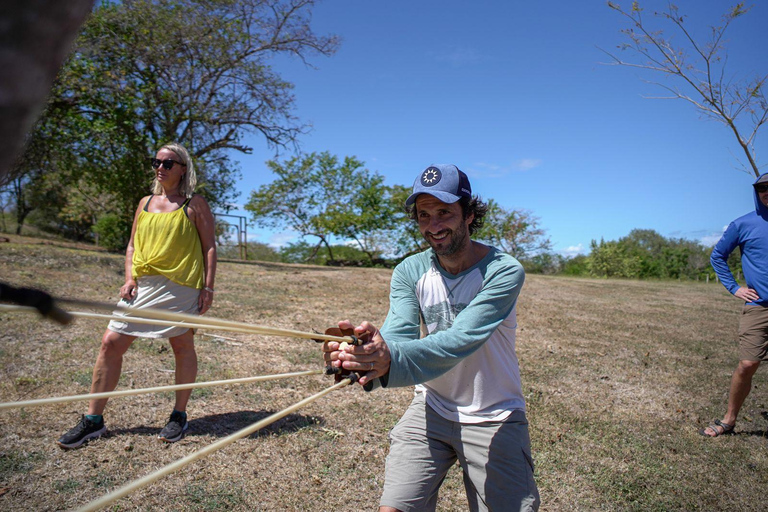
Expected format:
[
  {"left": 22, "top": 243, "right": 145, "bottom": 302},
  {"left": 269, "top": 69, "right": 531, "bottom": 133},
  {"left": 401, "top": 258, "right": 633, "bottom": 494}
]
[{"left": 426, "top": 221, "right": 470, "bottom": 256}]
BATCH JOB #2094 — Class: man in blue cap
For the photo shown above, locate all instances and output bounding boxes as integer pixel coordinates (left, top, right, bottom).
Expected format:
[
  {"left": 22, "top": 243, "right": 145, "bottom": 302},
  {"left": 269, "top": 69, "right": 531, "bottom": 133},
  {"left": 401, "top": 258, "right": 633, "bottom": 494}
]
[
  {"left": 701, "top": 172, "right": 768, "bottom": 437},
  {"left": 323, "top": 164, "right": 540, "bottom": 511}
]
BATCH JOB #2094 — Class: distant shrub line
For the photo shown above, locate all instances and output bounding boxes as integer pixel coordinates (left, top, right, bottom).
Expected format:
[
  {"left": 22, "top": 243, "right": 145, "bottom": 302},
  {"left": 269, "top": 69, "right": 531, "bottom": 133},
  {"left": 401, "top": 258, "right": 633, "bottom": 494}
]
[{"left": 217, "top": 228, "right": 739, "bottom": 282}]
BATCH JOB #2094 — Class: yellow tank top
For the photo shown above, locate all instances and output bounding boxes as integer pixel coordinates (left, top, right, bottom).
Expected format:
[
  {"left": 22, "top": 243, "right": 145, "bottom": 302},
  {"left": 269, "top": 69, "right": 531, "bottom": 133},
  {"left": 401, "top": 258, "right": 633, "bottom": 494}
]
[{"left": 131, "top": 196, "right": 204, "bottom": 289}]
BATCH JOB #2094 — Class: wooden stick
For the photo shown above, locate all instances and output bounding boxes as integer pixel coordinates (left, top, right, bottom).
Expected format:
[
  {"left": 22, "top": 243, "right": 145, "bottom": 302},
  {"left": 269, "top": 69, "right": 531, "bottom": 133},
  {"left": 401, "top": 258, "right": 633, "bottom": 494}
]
[
  {"left": 74, "top": 378, "right": 354, "bottom": 512},
  {"left": 0, "top": 370, "right": 324, "bottom": 411}
]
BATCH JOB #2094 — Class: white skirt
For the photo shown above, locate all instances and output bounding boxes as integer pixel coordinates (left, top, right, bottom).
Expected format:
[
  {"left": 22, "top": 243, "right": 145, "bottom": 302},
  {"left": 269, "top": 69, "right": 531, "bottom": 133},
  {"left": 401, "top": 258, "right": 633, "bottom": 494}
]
[{"left": 107, "top": 274, "right": 200, "bottom": 338}]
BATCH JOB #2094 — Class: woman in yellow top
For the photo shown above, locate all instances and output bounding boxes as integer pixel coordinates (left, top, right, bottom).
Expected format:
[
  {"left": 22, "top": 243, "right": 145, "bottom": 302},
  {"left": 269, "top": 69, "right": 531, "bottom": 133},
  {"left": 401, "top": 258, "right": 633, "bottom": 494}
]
[{"left": 57, "top": 143, "right": 217, "bottom": 449}]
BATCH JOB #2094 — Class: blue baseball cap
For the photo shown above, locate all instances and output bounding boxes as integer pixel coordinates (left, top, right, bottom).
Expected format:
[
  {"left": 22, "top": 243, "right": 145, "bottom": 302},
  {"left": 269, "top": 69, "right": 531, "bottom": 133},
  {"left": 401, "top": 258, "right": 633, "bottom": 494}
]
[{"left": 405, "top": 164, "right": 472, "bottom": 206}]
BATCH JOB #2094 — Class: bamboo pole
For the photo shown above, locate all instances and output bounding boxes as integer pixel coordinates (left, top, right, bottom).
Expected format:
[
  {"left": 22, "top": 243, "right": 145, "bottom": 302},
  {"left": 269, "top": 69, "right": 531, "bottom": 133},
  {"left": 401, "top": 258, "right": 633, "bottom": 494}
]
[
  {"left": 0, "top": 302, "right": 352, "bottom": 343},
  {"left": 0, "top": 370, "right": 323, "bottom": 411}
]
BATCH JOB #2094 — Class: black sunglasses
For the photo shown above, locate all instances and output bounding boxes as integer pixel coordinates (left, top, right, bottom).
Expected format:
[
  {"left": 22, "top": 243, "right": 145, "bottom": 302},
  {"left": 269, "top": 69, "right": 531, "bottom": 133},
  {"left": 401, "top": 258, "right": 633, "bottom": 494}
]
[
  {"left": 755, "top": 183, "right": 768, "bottom": 193},
  {"left": 150, "top": 158, "right": 186, "bottom": 170}
]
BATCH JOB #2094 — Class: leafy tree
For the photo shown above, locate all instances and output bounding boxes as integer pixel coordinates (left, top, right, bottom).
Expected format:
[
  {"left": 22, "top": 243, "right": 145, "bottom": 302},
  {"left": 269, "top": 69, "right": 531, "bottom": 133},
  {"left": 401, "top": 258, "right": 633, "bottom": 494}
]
[
  {"left": 519, "top": 252, "right": 565, "bottom": 275},
  {"left": 620, "top": 229, "right": 713, "bottom": 279},
  {"left": 561, "top": 254, "right": 590, "bottom": 276},
  {"left": 620, "top": 228, "right": 668, "bottom": 277},
  {"left": 217, "top": 241, "right": 281, "bottom": 262},
  {"left": 279, "top": 241, "right": 379, "bottom": 266},
  {"left": 320, "top": 165, "right": 404, "bottom": 262},
  {"left": 586, "top": 229, "right": 719, "bottom": 280},
  {"left": 588, "top": 237, "right": 642, "bottom": 278},
  {"left": 476, "top": 200, "right": 552, "bottom": 259},
  {"left": 5, "top": 127, "right": 65, "bottom": 234},
  {"left": 604, "top": 2, "right": 766, "bottom": 176},
  {"left": 7, "top": 176, "right": 36, "bottom": 235},
  {"left": 59, "top": 178, "right": 118, "bottom": 241},
  {"left": 388, "top": 184, "right": 426, "bottom": 259},
  {"left": 725, "top": 247, "right": 743, "bottom": 282},
  {"left": 246, "top": 152, "right": 402, "bottom": 263},
  {"left": 278, "top": 240, "right": 318, "bottom": 264},
  {"left": 17, "top": 0, "right": 338, "bottom": 243},
  {"left": 93, "top": 213, "right": 131, "bottom": 251}
]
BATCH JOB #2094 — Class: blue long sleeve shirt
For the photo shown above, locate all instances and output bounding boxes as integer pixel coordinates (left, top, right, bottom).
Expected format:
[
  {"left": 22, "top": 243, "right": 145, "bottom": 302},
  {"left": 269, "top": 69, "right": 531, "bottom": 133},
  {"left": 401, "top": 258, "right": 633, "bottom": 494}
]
[{"left": 710, "top": 172, "right": 768, "bottom": 306}]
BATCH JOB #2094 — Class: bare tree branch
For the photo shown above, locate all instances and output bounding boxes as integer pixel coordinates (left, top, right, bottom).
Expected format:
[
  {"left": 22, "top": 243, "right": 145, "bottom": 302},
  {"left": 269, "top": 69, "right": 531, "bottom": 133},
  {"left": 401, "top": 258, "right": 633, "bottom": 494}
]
[{"left": 602, "top": 1, "right": 766, "bottom": 176}]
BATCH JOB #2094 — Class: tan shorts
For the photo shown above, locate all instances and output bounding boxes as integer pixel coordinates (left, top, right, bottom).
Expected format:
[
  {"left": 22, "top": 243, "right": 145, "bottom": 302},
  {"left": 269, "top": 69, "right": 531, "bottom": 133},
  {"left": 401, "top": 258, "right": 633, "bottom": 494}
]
[
  {"left": 380, "top": 393, "right": 540, "bottom": 512},
  {"left": 738, "top": 305, "right": 768, "bottom": 361}
]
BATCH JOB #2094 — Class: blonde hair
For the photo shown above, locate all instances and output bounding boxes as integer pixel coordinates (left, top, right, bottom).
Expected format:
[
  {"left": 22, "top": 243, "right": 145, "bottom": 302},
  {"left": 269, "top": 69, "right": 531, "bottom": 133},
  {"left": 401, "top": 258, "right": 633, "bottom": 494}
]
[{"left": 151, "top": 142, "right": 197, "bottom": 198}]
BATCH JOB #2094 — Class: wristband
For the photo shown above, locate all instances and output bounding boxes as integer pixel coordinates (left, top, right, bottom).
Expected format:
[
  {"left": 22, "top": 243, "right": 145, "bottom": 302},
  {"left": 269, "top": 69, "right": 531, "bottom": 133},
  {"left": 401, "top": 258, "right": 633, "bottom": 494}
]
[{"left": 203, "top": 287, "right": 215, "bottom": 293}]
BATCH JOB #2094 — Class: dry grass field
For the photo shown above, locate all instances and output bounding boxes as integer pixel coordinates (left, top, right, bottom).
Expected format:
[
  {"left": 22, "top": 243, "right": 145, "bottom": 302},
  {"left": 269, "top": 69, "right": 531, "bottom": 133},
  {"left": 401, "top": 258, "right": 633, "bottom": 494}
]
[{"left": 1, "top": 235, "right": 767, "bottom": 511}]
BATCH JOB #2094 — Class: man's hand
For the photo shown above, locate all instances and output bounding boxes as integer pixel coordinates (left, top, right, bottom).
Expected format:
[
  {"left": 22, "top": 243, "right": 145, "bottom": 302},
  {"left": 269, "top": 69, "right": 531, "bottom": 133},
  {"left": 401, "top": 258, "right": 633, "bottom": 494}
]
[
  {"left": 734, "top": 287, "right": 760, "bottom": 303},
  {"left": 322, "top": 320, "right": 391, "bottom": 387}
]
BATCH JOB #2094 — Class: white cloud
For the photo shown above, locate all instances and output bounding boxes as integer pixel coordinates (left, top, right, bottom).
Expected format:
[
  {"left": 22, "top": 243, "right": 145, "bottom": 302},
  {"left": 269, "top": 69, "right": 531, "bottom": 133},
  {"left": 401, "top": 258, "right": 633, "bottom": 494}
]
[
  {"left": 516, "top": 159, "right": 542, "bottom": 171},
  {"left": 700, "top": 225, "right": 728, "bottom": 247},
  {"left": 666, "top": 226, "right": 728, "bottom": 248},
  {"left": 469, "top": 159, "right": 542, "bottom": 178},
  {"left": 433, "top": 46, "right": 484, "bottom": 66},
  {"left": 243, "top": 232, "right": 263, "bottom": 243},
  {"left": 268, "top": 231, "right": 299, "bottom": 248},
  {"left": 560, "top": 244, "right": 586, "bottom": 258},
  {"left": 699, "top": 235, "right": 721, "bottom": 247},
  {"left": 671, "top": 226, "right": 727, "bottom": 248}
]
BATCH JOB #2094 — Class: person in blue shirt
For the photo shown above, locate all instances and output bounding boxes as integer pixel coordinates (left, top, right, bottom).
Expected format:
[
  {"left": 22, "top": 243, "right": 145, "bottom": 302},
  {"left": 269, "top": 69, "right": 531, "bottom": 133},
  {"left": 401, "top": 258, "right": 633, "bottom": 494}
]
[
  {"left": 323, "top": 164, "right": 539, "bottom": 512},
  {"left": 701, "top": 172, "right": 768, "bottom": 437}
]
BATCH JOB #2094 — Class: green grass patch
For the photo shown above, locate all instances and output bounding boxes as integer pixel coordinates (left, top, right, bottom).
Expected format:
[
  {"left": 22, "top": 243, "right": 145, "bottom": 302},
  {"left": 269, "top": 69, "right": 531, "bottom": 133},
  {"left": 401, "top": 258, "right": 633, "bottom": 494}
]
[
  {"left": 285, "top": 347, "right": 320, "bottom": 367},
  {"left": 13, "top": 376, "right": 45, "bottom": 387},
  {"left": 70, "top": 370, "right": 93, "bottom": 388},
  {"left": 53, "top": 478, "right": 81, "bottom": 493},
  {"left": 0, "top": 451, "right": 43, "bottom": 478},
  {"left": 191, "top": 387, "right": 214, "bottom": 399},
  {"left": 185, "top": 482, "right": 248, "bottom": 510},
  {"left": 93, "top": 474, "right": 117, "bottom": 489}
]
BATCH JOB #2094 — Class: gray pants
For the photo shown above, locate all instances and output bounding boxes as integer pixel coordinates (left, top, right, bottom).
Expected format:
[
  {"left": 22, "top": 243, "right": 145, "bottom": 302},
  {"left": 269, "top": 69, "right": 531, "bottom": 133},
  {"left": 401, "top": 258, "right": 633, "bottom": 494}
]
[{"left": 380, "top": 393, "right": 540, "bottom": 512}]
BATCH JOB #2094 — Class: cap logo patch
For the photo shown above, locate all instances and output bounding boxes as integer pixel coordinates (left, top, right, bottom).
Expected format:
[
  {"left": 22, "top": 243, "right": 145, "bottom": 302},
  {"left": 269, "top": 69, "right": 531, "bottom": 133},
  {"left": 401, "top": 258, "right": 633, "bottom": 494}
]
[{"left": 421, "top": 166, "right": 442, "bottom": 187}]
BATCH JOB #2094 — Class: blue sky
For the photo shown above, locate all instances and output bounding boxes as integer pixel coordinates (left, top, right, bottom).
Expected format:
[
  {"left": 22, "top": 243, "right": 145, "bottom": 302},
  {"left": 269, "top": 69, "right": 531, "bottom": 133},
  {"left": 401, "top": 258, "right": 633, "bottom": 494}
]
[{"left": 230, "top": 0, "right": 768, "bottom": 256}]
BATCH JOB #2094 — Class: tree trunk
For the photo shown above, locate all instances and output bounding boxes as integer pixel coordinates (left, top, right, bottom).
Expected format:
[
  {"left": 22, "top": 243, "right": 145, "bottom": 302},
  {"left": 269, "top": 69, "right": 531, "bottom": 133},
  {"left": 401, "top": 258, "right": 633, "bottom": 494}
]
[
  {"left": 15, "top": 207, "right": 30, "bottom": 235},
  {"left": 12, "top": 177, "right": 31, "bottom": 234},
  {"left": 322, "top": 238, "right": 335, "bottom": 263}
]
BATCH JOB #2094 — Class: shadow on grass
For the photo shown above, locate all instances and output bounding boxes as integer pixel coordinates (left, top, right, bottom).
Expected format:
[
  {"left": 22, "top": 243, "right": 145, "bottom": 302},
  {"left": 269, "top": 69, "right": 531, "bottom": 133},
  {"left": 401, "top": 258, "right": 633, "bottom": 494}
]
[
  {"left": 733, "top": 410, "right": 768, "bottom": 437},
  {"left": 107, "top": 410, "right": 324, "bottom": 439},
  {"left": 736, "top": 429, "right": 768, "bottom": 438}
]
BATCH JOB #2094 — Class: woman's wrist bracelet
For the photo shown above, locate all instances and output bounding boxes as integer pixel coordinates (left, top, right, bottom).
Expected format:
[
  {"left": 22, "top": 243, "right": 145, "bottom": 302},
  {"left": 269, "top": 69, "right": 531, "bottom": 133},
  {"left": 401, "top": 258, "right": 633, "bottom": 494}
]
[{"left": 204, "top": 287, "right": 215, "bottom": 293}]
